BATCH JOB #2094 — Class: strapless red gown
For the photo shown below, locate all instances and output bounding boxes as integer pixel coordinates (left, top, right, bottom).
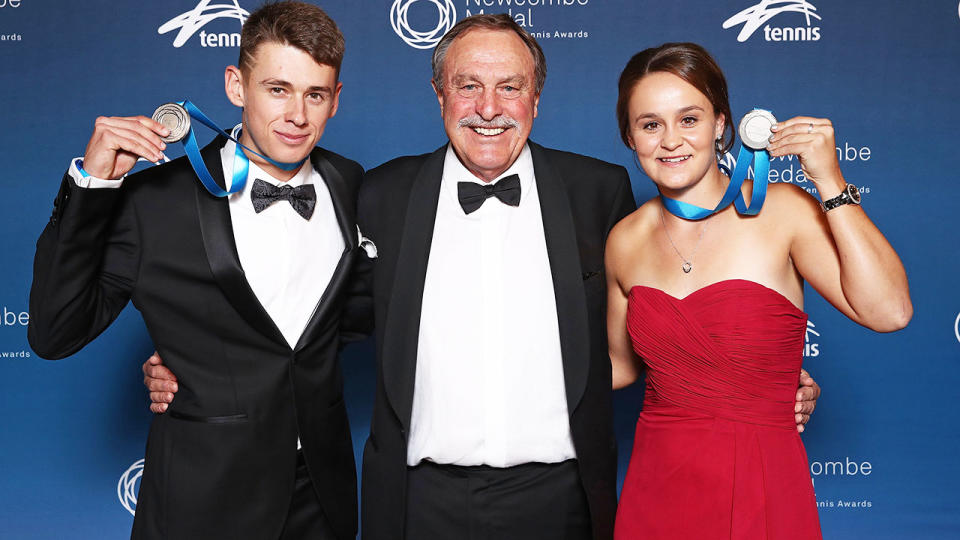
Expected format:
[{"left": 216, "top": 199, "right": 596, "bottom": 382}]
[{"left": 615, "top": 280, "right": 821, "bottom": 540}]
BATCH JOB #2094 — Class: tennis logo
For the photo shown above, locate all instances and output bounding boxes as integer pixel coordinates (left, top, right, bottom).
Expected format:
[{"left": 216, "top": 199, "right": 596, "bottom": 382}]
[
  {"left": 158, "top": 0, "right": 249, "bottom": 48},
  {"left": 723, "top": 0, "right": 821, "bottom": 43},
  {"left": 118, "top": 459, "right": 145, "bottom": 516},
  {"left": 390, "top": 0, "right": 457, "bottom": 50}
]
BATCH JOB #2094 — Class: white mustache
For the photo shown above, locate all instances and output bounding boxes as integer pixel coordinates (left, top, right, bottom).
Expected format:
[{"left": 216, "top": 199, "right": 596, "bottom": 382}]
[{"left": 457, "top": 115, "right": 518, "bottom": 129}]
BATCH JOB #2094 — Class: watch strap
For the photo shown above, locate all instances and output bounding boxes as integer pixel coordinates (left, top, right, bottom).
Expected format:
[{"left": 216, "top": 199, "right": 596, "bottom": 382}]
[{"left": 822, "top": 184, "right": 860, "bottom": 211}]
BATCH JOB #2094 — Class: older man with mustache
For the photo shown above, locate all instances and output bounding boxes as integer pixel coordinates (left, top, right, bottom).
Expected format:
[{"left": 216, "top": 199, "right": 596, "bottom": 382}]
[{"left": 352, "top": 15, "right": 634, "bottom": 539}]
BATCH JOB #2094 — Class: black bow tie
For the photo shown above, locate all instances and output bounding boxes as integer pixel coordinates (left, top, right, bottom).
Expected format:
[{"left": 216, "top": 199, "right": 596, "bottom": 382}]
[
  {"left": 457, "top": 174, "right": 521, "bottom": 215},
  {"left": 250, "top": 178, "right": 317, "bottom": 220}
]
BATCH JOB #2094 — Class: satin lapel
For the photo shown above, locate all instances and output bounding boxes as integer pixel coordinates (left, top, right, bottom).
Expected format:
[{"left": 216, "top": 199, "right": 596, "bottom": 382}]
[
  {"left": 381, "top": 145, "right": 446, "bottom": 432},
  {"left": 530, "top": 142, "right": 590, "bottom": 415},
  {"left": 195, "top": 136, "right": 287, "bottom": 347},
  {"left": 294, "top": 150, "right": 358, "bottom": 352}
]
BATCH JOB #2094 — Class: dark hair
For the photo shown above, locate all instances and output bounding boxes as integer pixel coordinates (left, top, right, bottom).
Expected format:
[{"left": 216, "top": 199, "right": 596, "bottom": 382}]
[
  {"left": 616, "top": 42, "right": 733, "bottom": 153},
  {"left": 431, "top": 14, "right": 547, "bottom": 95},
  {"left": 239, "top": 1, "right": 345, "bottom": 77}
]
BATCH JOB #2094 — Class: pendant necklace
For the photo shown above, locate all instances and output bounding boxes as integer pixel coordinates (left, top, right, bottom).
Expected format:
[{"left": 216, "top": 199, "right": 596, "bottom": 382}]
[{"left": 660, "top": 205, "right": 708, "bottom": 274}]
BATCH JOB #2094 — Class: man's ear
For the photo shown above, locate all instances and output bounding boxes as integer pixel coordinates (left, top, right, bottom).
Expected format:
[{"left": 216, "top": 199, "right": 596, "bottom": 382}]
[
  {"left": 329, "top": 81, "right": 344, "bottom": 118},
  {"left": 431, "top": 79, "right": 444, "bottom": 114},
  {"left": 225, "top": 65, "right": 245, "bottom": 108}
]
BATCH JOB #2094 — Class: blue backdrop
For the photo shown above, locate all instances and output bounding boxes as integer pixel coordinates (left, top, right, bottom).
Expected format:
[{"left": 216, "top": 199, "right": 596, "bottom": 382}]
[{"left": 1, "top": 1, "right": 958, "bottom": 538}]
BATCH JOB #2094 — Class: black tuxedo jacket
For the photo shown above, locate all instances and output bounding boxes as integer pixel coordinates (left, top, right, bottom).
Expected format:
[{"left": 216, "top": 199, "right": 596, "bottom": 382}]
[
  {"left": 28, "top": 137, "right": 367, "bottom": 540},
  {"left": 355, "top": 141, "right": 636, "bottom": 540}
]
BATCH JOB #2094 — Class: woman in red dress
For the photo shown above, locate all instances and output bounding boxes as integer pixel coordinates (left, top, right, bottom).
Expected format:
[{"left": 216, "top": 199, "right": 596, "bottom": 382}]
[{"left": 606, "top": 43, "right": 911, "bottom": 540}]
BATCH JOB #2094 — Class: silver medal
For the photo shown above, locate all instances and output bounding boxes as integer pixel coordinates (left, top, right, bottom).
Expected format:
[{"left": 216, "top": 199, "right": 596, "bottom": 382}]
[
  {"left": 152, "top": 103, "right": 191, "bottom": 143},
  {"left": 738, "top": 109, "right": 777, "bottom": 150}
]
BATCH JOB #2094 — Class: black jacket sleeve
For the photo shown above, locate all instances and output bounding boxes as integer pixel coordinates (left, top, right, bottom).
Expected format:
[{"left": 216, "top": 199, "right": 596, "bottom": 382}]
[{"left": 28, "top": 174, "right": 140, "bottom": 359}]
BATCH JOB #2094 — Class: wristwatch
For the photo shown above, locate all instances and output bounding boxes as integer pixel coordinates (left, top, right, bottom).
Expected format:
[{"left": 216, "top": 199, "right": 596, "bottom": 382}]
[{"left": 821, "top": 184, "right": 861, "bottom": 212}]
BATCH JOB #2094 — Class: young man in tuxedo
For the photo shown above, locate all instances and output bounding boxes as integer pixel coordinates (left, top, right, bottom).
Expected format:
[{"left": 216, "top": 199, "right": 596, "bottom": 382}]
[
  {"left": 28, "top": 3, "right": 366, "bottom": 539},
  {"left": 145, "top": 13, "right": 821, "bottom": 540}
]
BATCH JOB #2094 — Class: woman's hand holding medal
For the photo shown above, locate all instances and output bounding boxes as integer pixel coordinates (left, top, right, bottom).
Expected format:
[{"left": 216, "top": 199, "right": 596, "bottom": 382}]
[
  {"left": 81, "top": 115, "right": 171, "bottom": 180},
  {"left": 767, "top": 116, "right": 846, "bottom": 200}
]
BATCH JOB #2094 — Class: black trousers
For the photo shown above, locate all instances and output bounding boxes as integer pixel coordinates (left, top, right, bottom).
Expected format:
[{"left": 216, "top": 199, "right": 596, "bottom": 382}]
[
  {"left": 279, "top": 451, "right": 337, "bottom": 540},
  {"left": 404, "top": 459, "right": 592, "bottom": 540}
]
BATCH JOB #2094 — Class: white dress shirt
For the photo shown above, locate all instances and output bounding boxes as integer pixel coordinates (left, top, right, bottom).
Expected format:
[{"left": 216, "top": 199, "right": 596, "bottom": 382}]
[
  {"left": 406, "top": 144, "right": 577, "bottom": 468},
  {"left": 220, "top": 138, "right": 344, "bottom": 348}
]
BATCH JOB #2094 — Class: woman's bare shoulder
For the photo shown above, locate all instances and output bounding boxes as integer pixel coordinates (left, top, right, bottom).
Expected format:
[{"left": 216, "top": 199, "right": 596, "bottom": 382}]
[
  {"left": 607, "top": 197, "right": 660, "bottom": 271},
  {"left": 609, "top": 197, "right": 658, "bottom": 245}
]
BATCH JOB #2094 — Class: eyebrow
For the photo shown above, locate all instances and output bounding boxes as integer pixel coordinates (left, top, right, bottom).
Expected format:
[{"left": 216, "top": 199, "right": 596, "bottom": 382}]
[
  {"left": 633, "top": 105, "right": 705, "bottom": 122},
  {"left": 676, "top": 105, "right": 705, "bottom": 115},
  {"left": 451, "top": 73, "right": 527, "bottom": 87},
  {"left": 259, "top": 79, "right": 333, "bottom": 95}
]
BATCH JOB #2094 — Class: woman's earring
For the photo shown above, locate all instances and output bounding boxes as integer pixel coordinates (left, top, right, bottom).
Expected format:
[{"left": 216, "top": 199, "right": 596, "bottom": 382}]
[{"left": 715, "top": 137, "right": 731, "bottom": 176}]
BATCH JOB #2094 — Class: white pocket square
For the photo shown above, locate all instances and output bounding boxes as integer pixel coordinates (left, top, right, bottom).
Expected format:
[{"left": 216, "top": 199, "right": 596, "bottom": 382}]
[{"left": 357, "top": 225, "right": 378, "bottom": 259}]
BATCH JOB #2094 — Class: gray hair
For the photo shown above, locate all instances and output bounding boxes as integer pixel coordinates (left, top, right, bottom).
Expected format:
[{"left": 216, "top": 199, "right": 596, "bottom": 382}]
[{"left": 431, "top": 14, "right": 547, "bottom": 95}]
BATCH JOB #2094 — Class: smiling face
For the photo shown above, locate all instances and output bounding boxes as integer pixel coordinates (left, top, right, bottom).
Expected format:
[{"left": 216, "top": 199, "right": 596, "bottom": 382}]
[
  {"left": 626, "top": 71, "right": 726, "bottom": 197},
  {"left": 434, "top": 28, "right": 539, "bottom": 182},
  {"left": 225, "top": 41, "right": 342, "bottom": 181}
]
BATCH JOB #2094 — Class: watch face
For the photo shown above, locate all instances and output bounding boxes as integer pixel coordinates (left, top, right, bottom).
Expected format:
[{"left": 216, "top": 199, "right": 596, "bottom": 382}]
[{"left": 847, "top": 184, "right": 862, "bottom": 204}]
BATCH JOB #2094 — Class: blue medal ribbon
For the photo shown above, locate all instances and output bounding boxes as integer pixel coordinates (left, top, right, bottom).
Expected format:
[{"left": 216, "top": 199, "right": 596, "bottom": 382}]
[
  {"left": 660, "top": 132, "right": 771, "bottom": 220},
  {"left": 177, "top": 100, "right": 305, "bottom": 197}
]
